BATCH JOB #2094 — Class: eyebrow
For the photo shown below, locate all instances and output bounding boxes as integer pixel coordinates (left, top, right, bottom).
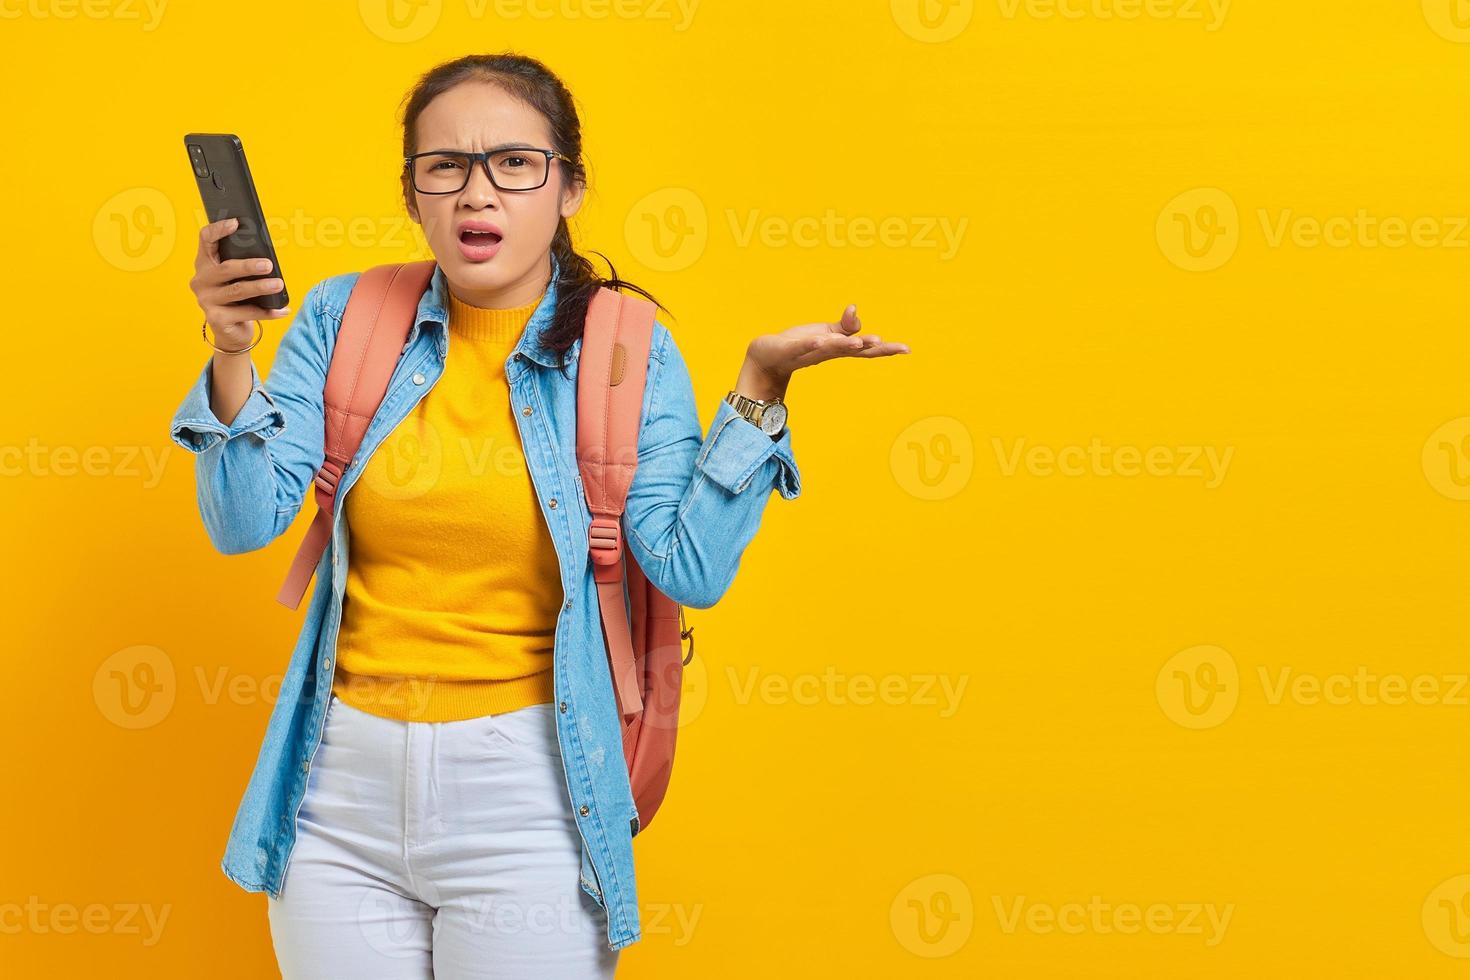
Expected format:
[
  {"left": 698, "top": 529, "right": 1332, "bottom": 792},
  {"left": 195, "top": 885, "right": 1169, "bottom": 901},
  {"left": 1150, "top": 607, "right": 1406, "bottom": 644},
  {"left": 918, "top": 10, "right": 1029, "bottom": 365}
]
[{"left": 420, "top": 142, "right": 541, "bottom": 154}]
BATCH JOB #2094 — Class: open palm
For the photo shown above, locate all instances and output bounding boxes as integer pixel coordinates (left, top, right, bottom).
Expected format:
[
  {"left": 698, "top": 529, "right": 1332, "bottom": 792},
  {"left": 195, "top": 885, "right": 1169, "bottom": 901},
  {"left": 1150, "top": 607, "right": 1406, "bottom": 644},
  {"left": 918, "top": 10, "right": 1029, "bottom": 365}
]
[{"left": 746, "top": 304, "right": 911, "bottom": 387}]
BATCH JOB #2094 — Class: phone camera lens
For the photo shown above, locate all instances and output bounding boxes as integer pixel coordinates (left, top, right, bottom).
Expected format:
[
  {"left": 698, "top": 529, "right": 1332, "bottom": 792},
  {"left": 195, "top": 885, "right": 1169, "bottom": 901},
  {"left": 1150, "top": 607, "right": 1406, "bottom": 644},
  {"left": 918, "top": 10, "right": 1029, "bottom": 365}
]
[{"left": 188, "top": 144, "right": 210, "bottom": 179}]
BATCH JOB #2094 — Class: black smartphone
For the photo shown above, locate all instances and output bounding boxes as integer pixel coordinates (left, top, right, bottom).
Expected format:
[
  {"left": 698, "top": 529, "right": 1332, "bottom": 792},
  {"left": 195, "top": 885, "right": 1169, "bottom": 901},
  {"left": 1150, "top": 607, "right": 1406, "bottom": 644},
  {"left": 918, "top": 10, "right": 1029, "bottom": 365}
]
[{"left": 183, "top": 133, "right": 288, "bottom": 309}]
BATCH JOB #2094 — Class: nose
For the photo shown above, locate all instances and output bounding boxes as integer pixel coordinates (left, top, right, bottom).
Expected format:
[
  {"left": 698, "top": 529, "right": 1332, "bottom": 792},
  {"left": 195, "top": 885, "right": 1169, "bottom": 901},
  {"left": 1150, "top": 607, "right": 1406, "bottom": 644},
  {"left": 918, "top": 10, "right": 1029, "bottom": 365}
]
[{"left": 458, "top": 157, "right": 501, "bottom": 209}]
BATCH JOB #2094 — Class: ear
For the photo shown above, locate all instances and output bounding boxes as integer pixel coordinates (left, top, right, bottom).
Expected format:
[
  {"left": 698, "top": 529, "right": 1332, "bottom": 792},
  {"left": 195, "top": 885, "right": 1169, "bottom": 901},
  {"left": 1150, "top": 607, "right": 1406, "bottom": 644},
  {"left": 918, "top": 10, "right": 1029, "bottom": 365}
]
[
  {"left": 402, "top": 174, "right": 421, "bottom": 225},
  {"left": 559, "top": 175, "right": 585, "bottom": 220}
]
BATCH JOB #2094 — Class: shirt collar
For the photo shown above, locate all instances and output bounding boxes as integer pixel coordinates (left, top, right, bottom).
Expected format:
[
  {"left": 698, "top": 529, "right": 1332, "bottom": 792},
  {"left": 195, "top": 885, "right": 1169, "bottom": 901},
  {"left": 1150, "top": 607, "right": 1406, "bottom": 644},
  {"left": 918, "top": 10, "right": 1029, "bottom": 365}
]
[{"left": 411, "top": 251, "right": 568, "bottom": 367}]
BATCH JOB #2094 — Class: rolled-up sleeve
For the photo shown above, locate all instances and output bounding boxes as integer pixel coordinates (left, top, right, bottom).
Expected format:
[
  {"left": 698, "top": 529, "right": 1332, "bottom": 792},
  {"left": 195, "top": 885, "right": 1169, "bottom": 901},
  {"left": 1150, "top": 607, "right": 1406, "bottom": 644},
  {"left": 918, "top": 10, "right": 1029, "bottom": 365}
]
[
  {"left": 694, "top": 396, "right": 801, "bottom": 500},
  {"left": 170, "top": 358, "right": 285, "bottom": 454},
  {"left": 621, "top": 323, "right": 801, "bottom": 609}
]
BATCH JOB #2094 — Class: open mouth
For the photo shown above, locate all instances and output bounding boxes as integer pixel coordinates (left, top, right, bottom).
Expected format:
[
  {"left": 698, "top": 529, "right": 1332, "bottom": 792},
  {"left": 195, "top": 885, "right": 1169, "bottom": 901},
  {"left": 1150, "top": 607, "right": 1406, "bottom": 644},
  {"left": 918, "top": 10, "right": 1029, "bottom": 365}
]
[{"left": 460, "top": 229, "right": 502, "bottom": 246}]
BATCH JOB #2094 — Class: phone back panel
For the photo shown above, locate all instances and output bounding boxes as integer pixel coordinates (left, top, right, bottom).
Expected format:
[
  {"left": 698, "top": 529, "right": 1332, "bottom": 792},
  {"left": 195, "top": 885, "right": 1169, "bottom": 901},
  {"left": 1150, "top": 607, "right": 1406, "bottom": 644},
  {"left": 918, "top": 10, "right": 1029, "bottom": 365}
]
[{"left": 183, "top": 133, "right": 288, "bottom": 309}]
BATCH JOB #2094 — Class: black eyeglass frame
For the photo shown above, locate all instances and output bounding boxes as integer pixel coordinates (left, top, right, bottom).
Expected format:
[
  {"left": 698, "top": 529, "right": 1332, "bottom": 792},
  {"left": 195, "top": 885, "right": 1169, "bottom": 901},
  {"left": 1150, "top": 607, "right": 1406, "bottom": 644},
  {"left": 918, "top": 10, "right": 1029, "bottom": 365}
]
[{"left": 402, "top": 148, "right": 574, "bottom": 194}]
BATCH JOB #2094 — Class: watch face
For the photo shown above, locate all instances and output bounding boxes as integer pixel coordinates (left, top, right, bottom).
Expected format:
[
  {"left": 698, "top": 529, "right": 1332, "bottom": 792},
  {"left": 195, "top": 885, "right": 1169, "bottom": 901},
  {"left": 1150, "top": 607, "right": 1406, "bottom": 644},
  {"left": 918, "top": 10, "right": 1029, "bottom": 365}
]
[{"left": 760, "top": 401, "right": 787, "bottom": 435}]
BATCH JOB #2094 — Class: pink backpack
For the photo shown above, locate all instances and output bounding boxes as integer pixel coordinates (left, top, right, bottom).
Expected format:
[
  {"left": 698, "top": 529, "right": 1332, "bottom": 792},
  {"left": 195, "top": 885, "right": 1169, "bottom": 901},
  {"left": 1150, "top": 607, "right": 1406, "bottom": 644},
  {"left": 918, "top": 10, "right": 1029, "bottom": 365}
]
[{"left": 275, "top": 259, "right": 690, "bottom": 833}]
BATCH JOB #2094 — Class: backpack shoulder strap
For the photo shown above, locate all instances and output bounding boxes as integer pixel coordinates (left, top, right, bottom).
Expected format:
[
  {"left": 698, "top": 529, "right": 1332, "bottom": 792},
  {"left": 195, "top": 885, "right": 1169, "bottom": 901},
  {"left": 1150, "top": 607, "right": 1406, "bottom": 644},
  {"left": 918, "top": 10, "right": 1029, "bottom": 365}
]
[
  {"left": 577, "top": 285, "right": 658, "bottom": 721},
  {"left": 276, "top": 260, "right": 436, "bottom": 609}
]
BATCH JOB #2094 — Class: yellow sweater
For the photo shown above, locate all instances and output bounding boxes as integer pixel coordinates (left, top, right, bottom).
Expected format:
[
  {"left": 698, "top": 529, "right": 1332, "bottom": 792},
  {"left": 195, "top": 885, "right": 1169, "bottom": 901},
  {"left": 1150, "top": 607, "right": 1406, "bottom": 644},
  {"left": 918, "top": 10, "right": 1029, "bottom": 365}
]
[{"left": 330, "top": 287, "right": 562, "bottom": 722}]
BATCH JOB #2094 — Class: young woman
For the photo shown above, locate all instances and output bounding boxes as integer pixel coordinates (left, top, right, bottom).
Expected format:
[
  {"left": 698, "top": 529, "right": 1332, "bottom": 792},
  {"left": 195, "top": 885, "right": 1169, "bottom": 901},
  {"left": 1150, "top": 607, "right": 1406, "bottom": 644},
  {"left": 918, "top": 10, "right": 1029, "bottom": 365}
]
[{"left": 171, "top": 53, "right": 908, "bottom": 979}]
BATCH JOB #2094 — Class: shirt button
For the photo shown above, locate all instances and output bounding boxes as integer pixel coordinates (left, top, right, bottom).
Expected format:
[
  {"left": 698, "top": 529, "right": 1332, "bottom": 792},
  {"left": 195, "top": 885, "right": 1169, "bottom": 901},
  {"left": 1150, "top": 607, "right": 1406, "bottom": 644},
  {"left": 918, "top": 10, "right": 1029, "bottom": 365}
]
[
  {"left": 522, "top": 406, "right": 533, "bottom": 416},
  {"left": 579, "top": 804, "right": 590, "bottom": 816},
  {"left": 564, "top": 598, "right": 573, "bottom": 609},
  {"left": 548, "top": 498, "right": 557, "bottom": 509},
  {"left": 301, "top": 760, "right": 310, "bottom": 773},
  {"left": 559, "top": 700, "right": 568, "bottom": 713},
  {"left": 412, "top": 372, "right": 425, "bottom": 386}
]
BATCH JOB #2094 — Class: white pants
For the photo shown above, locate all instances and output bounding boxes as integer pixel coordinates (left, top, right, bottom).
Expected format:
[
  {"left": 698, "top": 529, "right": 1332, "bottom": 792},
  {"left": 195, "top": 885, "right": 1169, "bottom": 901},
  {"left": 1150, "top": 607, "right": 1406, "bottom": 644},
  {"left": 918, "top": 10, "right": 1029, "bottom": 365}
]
[{"left": 266, "top": 692, "right": 620, "bottom": 979}]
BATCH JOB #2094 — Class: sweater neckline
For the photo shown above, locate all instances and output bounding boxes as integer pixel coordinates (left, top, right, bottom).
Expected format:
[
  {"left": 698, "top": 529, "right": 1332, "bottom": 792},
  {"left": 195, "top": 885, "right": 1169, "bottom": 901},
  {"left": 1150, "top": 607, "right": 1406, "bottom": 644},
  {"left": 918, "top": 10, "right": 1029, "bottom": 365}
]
[{"left": 446, "top": 289, "right": 544, "bottom": 343}]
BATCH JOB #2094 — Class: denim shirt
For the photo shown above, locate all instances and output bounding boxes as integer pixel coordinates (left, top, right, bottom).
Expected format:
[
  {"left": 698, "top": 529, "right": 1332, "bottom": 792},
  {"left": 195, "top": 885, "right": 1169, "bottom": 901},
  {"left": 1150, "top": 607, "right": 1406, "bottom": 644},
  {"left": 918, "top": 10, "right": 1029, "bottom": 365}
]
[{"left": 168, "top": 254, "right": 800, "bottom": 951}]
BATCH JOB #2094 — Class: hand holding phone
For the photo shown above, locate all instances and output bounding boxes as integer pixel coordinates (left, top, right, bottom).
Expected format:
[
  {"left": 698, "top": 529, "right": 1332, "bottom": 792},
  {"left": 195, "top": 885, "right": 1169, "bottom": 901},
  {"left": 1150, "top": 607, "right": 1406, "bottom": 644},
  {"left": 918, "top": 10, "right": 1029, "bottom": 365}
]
[
  {"left": 184, "top": 134, "right": 289, "bottom": 342},
  {"left": 190, "top": 217, "right": 292, "bottom": 348}
]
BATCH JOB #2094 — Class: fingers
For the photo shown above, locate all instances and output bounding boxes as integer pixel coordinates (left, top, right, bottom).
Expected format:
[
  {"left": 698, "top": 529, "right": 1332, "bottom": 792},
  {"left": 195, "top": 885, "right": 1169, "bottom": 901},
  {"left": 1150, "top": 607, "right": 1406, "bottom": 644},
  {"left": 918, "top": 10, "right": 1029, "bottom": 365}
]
[
  {"left": 829, "top": 305, "right": 909, "bottom": 356},
  {"left": 197, "top": 274, "right": 286, "bottom": 308},
  {"left": 199, "top": 216, "right": 239, "bottom": 244},
  {"left": 796, "top": 331, "right": 909, "bottom": 366},
  {"left": 191, "top": 258, "right": 278, "bottom": 304},
  {"left": 209, "top": 256, "right": 278, "bottom": 282},
  {"left": 797, "top": 333, "right": 865, "bottom": 363},
  {"left": 191, "top": 218, "right": 291, "bottom": 334},
  {"left": 844, "top": 340, "right": 910, "bottom": 358},
  {"left": 195, "top": 217, "right": 238, "bottom": 268}
]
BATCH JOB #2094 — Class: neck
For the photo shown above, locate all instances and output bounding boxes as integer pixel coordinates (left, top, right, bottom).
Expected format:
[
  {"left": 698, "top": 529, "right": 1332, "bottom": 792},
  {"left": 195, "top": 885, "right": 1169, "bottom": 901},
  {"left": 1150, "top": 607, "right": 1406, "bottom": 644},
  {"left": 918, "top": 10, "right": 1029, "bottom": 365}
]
[{"left": 445, "top": 254, "right": 553, "bottom": 309}]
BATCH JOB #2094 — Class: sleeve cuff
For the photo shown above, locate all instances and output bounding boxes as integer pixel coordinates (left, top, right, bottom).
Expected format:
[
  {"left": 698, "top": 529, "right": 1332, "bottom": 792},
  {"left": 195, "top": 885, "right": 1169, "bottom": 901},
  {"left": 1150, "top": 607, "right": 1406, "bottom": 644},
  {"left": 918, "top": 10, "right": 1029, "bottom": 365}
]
[
  {"left": 695, "top": 397, "right": 802, "bottom": 499},
  {"left": 169, "top": 357, "right": 285, "bottom": 454}
]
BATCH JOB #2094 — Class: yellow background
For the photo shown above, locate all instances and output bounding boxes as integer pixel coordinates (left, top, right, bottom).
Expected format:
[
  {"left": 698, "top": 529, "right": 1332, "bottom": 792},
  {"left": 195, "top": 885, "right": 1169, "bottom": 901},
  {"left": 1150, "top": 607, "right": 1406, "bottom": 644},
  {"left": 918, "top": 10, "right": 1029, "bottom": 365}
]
[{"left": 5, "top": 0, "right": 1470, "bottom": 976}]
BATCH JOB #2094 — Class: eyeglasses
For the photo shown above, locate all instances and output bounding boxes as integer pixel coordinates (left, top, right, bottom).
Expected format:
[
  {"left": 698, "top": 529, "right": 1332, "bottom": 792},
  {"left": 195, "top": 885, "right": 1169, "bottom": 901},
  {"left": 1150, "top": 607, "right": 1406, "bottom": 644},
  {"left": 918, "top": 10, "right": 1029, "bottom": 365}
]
[{"left": 403, "top": 148, "right": 572, "bottom": 194}]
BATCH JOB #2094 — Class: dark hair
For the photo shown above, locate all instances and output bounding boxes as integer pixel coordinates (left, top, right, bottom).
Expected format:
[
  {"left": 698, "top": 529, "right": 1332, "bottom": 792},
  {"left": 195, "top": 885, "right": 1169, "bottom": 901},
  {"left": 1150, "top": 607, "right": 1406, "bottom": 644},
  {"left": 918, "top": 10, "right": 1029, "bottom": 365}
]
[{"left": 397, "top": 52, "right": 666, "bottom": 377}]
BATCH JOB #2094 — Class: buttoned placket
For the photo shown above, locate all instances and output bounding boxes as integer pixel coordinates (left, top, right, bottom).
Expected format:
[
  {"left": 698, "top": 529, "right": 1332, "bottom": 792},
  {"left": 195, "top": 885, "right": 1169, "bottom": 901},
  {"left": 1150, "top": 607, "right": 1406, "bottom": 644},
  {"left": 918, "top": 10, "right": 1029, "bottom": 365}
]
[{"left": 505, "top": 349, "right": 609, "bottom": 906}]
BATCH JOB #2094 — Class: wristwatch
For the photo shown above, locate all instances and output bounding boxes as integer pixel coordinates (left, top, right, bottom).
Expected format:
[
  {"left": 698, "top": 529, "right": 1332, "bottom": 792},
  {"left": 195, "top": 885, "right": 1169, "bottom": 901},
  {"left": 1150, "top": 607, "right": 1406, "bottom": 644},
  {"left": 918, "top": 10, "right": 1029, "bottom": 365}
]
[{"left": 724, "top": 389, "right": 788, "bottom": 437}]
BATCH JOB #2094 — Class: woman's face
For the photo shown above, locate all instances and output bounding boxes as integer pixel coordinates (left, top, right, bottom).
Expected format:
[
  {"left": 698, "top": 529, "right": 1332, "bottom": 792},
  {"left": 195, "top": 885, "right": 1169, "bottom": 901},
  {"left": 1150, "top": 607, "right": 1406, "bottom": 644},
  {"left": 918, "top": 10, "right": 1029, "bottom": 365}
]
[{"left": 403, "top": 80, "right": 584, "bottom": 308}]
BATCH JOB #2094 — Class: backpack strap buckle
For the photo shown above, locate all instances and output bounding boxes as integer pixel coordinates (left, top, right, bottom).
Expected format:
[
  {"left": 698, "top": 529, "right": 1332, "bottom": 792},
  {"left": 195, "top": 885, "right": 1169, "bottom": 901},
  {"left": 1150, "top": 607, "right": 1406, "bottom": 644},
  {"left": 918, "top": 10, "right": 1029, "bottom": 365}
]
[
  {"left": 588, "top": 516, "right": 623, "bottom": 565},
  {"left": 313, "top": 457, "right": 345, "bottom": 495}
]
